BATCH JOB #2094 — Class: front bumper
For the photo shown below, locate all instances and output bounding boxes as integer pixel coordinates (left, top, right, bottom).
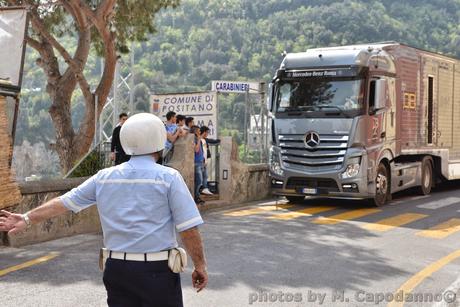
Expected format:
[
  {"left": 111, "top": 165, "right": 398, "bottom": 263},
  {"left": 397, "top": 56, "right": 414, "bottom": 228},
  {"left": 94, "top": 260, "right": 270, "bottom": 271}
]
[{"left": 270, "top": 160, "right": 370, "bottom": 199}]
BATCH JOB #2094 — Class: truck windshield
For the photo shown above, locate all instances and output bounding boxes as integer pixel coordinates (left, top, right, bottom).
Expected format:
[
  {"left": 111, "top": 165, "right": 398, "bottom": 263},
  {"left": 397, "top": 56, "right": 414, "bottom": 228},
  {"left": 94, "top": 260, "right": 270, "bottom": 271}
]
[{"left": 275, "top": 78, "right": 364, "bottom": 116}]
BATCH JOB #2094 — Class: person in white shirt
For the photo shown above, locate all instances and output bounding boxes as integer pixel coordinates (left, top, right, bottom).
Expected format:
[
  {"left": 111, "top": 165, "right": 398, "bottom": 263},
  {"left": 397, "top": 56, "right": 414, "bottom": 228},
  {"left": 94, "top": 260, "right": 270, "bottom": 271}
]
[{"left": 0, "top": 113, "right": 208, "bottom": 306}]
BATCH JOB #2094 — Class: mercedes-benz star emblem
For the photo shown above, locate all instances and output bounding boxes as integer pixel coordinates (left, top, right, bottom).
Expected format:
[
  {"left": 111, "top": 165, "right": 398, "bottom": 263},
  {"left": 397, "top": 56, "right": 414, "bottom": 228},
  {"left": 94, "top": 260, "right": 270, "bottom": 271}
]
[{"left": 304, "top": 131, "right": 320, "bottom": 148}]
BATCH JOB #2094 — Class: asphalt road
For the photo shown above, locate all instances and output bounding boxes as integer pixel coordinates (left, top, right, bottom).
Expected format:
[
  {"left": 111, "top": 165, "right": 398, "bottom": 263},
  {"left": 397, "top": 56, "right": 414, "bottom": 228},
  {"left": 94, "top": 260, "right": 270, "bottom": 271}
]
[{"left": 2, "top": 182, "right": 460, "bottom": 307}]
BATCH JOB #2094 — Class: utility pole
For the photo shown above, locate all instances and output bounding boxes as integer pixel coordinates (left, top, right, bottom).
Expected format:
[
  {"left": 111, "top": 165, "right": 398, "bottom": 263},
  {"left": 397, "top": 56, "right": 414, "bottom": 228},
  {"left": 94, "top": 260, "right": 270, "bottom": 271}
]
[
  {"left": 260, "top": 81, "right": 266, "bottom": 163},
  {"left": 129, "top": 43, "right": 135, "bottom": 114},
  {"left": 243, "top": 89, "right": 249, "bottom": 162}
]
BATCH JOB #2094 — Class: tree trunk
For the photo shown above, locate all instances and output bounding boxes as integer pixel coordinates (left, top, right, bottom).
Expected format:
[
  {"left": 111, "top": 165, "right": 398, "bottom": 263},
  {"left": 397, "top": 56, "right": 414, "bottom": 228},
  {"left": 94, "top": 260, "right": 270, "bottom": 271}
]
[
  {"left": 37, "top": 20, "right": 98, "bottom": 174},
  {"left": 12, "top": 0, "right": 118, "bottom": 174}
]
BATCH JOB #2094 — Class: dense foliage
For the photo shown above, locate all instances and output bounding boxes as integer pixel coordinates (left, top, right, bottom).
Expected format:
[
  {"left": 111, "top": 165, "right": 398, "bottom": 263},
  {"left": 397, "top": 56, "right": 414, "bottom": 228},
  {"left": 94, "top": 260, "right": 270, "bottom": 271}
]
[{"left": 13, "top": 0, "right": 460, "bottom": 176}]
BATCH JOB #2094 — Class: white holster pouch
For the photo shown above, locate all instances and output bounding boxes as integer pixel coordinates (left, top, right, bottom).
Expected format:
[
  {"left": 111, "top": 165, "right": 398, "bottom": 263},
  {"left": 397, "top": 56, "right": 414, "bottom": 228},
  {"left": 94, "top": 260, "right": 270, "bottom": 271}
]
[{"left": 168, "top": 247, "right": 187, "bottom": 273}]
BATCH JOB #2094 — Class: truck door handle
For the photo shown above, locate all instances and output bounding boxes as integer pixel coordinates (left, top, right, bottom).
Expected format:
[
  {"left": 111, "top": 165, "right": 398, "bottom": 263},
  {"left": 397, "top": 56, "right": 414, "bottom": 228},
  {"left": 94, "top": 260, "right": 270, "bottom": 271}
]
[{"left": 380, "top": 132, "right": 386, "bottom": 138}]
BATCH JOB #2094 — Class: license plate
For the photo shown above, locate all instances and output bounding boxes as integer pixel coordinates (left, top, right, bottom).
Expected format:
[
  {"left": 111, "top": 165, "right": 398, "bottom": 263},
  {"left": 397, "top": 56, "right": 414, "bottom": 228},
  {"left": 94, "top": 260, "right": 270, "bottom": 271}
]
[{"left": 301, "top": 188, "right": 317, "bottom": 195}]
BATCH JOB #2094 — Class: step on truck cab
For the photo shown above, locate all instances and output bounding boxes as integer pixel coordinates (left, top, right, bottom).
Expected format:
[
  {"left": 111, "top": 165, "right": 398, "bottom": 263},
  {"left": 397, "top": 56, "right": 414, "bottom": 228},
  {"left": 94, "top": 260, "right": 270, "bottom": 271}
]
[{"left": 268, "top": 42, "right": 460, "bottom": 206}]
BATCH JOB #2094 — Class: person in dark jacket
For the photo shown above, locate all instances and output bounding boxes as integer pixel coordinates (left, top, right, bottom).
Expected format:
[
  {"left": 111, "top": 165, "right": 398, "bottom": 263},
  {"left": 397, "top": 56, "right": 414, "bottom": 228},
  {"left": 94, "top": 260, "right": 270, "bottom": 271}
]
[
  {"left": 199, "top": 126, "right": 220, "bottom": 195},
  {"left": 110, "top": 113, "right": 130, "bottom": 165}
]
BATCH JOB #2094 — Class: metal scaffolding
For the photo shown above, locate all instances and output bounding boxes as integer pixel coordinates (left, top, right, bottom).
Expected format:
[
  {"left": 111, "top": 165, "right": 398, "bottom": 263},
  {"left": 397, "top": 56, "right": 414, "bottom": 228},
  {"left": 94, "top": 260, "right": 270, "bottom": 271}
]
[{"left": 95, "top": 48, "right": 135, "bottom": 146}]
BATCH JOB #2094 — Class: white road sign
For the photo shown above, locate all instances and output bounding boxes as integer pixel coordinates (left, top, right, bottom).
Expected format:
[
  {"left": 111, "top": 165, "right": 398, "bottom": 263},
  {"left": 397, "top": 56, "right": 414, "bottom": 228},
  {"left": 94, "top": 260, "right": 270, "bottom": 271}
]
[
  {"left": 151, "top": 91, "right": 218, "bottom": 138},
  {"left": 212, "top": 80, "right": 260, "bottom": 94},
  {"left": 0, "top": 8, "right": 28, "bottom": 88}
]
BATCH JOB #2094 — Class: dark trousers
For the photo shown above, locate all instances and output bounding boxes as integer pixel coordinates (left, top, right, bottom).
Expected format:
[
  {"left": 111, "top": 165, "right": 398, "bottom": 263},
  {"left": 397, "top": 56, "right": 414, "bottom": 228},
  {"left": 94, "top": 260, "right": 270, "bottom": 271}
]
[{"left": 103, "top": 259, "right": 183, "bottom": 307}]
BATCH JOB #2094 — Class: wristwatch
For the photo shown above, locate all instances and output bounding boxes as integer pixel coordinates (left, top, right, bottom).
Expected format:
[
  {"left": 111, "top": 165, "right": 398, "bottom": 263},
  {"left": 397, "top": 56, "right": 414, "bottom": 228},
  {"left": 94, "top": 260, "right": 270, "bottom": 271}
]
[{"left": 22, "top": 213, "right": 32, "bottom": 229}]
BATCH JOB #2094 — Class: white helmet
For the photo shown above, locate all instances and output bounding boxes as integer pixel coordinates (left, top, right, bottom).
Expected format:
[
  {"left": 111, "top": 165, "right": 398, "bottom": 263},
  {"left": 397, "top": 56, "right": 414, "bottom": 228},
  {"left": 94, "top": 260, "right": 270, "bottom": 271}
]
[{"left": 120, "top": 113, "right": 166, "bottom": 155}]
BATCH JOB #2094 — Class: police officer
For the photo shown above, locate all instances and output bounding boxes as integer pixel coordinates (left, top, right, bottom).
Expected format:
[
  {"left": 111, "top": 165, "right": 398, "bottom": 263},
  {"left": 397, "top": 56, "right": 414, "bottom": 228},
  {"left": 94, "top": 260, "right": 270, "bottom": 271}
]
[{"left": 0, "top": 113, "right": 208, "bottom": 307}]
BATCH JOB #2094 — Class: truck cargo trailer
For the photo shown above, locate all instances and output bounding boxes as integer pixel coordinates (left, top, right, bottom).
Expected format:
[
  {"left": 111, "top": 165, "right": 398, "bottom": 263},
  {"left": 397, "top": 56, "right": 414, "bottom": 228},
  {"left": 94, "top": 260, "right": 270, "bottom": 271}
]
[{"left": 268, "top": 42, "right": 460, "bottom": 206}]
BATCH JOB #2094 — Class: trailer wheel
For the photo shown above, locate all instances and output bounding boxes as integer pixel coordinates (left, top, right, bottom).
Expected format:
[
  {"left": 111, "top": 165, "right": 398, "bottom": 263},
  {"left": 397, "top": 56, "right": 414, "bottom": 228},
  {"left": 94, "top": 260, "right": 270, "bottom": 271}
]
[
  {"left": 418, "top": 157, "right": 433, "bottom": 195},
  {"left": 286, "top": 196, "right": 305, "bottom": 203},
  {"left": 370, "top": 163, "right": 390, "bottom": 207}
]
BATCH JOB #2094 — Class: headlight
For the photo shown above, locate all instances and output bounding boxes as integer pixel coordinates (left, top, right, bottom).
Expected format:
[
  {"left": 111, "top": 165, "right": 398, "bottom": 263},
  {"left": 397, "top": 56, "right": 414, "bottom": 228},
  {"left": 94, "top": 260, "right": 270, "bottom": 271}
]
[
  {"left": 342, "top": 157, "right": 361, "bottom": 179},
  {"left": 269, "top": 148, "right": 284, "bottom": 176}
]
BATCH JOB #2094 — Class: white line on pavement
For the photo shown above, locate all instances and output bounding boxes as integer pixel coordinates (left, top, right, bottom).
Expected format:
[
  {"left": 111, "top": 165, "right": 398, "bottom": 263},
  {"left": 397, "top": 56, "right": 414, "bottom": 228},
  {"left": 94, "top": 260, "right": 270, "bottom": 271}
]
[
  {"left": 417, "top": 197, "right": 460, "bottom": 210},
  {"left": 432, "top": 274, "right": 460, "bottom": 307}
]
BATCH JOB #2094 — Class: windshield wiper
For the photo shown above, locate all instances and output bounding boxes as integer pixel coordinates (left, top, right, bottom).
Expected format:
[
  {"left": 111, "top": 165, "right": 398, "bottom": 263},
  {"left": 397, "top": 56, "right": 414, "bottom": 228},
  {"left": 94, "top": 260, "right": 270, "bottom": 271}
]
[
  {"left": 315, "top": 104, "right": 350, "bottom": 118},
  {"left": 279, "top": 106, "right": 316, "bottom": 113}
]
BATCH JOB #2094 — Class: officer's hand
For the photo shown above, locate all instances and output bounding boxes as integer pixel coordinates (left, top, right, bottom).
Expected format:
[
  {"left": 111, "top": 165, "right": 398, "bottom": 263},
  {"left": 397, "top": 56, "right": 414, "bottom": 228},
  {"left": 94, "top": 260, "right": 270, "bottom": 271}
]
[
  {"left": 110, "top": 152, "right": 115, "bottom": 161},
  {"left": 192, "top": 267, "right": 208, "bottom": 292},
  {"left": 0, "top": 210, "right": 27, "bottom": 235}
]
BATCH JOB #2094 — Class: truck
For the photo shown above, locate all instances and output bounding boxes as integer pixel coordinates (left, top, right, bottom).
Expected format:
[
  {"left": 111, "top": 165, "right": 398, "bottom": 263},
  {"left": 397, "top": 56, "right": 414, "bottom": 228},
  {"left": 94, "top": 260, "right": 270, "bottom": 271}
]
[{"left": 267, "top": 42, "right": 460, "bottom": 206}]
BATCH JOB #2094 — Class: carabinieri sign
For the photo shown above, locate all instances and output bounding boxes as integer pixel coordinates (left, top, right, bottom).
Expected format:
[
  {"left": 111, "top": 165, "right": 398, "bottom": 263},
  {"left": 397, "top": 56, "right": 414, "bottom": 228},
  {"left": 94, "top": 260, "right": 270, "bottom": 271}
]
[{"left": 212, "top": 80, "right": 260, "bottom": 94}]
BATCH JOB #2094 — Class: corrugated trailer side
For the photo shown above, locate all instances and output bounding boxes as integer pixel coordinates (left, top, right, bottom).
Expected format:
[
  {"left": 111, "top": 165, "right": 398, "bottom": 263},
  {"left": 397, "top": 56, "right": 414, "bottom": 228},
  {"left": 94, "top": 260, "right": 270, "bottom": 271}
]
[
  {"left": 391, "top": 45, "right": 421, "bottom": 150},
  {"left": 453, "top": 64, "right": 460, "bottom": 159},
  {"left": 390, "top": 44, "right": 460, "bottom": 180},
  {"left": 418, "top": 51, "right": 460, "bottom": 179},
  {"left": 435, "top": 61, "right": 454, "bottom": 148},
  {"left": 418, "top": 52, "right": 459, "bottom": 154}
]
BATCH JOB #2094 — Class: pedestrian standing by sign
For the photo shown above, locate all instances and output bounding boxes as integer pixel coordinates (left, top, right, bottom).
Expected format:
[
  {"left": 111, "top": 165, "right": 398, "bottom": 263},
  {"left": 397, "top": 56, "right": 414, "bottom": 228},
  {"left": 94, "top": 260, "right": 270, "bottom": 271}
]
[
  {"left": 0, "top": 113, "right": 208, "bottom": 307},
  {"left": 191, "top": 125, "right": 205, "bottom": 205},
  {"left": 185, "top": 116, "right": 195, "bottom": 132},
  {"left": 176, "top": 114, "right": 188, "bottom": 136},
  {"left": 199, "top": 126, "right": 213, "bottom": 195},
  {"left": 163, "top": 111, "right": 182, "bottom": 164},
  {"left": 110, "top": 112, "right": 130, "bottom": 165}
]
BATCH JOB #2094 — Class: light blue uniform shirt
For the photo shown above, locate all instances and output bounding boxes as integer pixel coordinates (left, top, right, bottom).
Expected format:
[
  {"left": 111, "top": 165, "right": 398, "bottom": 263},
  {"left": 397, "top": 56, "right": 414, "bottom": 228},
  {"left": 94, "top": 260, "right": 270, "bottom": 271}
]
[{"left": 59, "top": 155, "right": 203, "bottom": 253}]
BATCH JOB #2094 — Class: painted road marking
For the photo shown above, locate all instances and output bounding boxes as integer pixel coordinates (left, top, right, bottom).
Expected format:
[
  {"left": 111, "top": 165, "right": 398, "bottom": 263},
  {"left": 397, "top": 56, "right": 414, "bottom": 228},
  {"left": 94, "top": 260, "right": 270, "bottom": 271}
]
[
  {"left": 416, "top": 218, "right": 460, "bottom": 239},
  {"left": 388, "top": 249, "right": 460, "bottom": 307},
  {"left": 224, "top": 204, "right": 293, "bottom": 217},
  {"left": 267, "top": 206, "right": 337, "bottom": 220},
  {"left": 390, "top": 195, "right": 429, "bottom": 206},
  {"left": 417, "top": 197, "right": 460, "bottom": 210},
  {"left": 362, "top": 213, "right": 428, "bottom": 232},
  {"left": 0, "top": 252, "right": 60, "bottom": 277},
  {"left": 432, "top": 274, "right": 460, "bottom": 307},
  {"left": 312, "top": 208, "right": 381, "bottom": 225}
]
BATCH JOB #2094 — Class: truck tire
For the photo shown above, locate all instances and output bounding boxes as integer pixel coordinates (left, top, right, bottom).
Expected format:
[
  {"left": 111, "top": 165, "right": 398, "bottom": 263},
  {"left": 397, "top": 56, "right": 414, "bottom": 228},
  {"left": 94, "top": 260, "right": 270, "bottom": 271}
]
[
  {"left": 370, "top": 163, "right": 390, "bottom": 207},
  {"left": 286, "top": 196, "right": 305, "bottom": 203},
  {"left": 418, "top": 157, "right": 433, "bottom": 195}
]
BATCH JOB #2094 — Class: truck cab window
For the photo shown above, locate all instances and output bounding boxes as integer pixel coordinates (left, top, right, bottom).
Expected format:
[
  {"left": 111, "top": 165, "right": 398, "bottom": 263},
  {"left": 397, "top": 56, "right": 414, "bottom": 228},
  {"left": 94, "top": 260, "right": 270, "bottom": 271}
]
[
  {"left": 369, "top": 80, "right": 376, "bottom": 112},
  {"left": 275, "top": 78, "right": 365, "bottom": 116},
  {"left": 279, "top": 83, "right": 298, "bottom": 108}
]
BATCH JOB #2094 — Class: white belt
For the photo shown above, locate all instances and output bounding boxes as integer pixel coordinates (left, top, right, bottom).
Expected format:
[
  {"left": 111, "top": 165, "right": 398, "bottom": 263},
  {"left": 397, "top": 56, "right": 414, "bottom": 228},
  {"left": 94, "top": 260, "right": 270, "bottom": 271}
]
[{"left": 108, "top": 250, "right": 169, "bottom": 261}]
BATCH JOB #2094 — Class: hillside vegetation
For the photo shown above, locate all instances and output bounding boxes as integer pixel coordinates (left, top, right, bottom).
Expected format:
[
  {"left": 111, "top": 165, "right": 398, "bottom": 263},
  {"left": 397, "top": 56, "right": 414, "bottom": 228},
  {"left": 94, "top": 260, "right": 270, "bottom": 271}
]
[{"left": 13, "top": 0, "right": 460, "bottom": 176}]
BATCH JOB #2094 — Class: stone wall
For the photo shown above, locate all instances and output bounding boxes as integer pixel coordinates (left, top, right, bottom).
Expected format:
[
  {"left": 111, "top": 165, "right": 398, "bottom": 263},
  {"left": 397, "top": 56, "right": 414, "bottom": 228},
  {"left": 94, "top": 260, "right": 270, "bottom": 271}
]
[
  {"left": 167, "top": 133, "right": 195, "bottom": 196},
  {"left": 0, "top": 95, "right": 21, "bottom": 209},
  {"left": 219, "top": 136, "right": 271, "bottom": 203},
  {"left": 1, "top": 135, "right": 271, "bottom": 247},
  {"left": 2, "top": 178, "right": 102, "bottom": 247}
]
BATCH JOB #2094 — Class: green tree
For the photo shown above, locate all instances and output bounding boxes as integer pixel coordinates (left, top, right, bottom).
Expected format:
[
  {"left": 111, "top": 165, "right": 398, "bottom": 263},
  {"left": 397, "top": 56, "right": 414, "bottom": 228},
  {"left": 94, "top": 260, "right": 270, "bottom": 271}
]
[{"left": 2, "top": 0, "right": 178, "bottom": 173}]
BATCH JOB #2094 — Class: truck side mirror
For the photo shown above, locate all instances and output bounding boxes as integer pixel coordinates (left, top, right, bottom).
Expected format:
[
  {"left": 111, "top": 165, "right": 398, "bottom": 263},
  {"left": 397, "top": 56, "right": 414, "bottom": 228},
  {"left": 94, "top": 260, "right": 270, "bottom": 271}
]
[
  {"left": 267, "top": 82, "right": 274, "bottom": 112},
  {"left": 369, "top": 79, "right": 387, "bottom": 114}
]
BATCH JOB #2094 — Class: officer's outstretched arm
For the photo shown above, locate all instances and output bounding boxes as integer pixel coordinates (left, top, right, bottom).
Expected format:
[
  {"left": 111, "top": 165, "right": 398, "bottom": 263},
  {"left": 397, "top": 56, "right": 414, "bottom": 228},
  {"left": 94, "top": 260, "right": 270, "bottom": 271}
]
[
  {"left": 0, "top": 198, "right": 69, "bottom": 235},
  {"left": 179, "top": 226, "right": 208, "bottom": 292}
]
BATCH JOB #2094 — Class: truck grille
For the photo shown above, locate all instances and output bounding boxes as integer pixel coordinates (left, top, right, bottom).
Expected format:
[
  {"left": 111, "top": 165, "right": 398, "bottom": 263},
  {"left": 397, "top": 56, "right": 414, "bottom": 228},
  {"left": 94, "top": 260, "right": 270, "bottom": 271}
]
[
  {"left": 279, "top": 133, "right": 348, "bottom": 171},
  {"left": 286, "top": 177, "right": 339, "bottom": 191}
]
